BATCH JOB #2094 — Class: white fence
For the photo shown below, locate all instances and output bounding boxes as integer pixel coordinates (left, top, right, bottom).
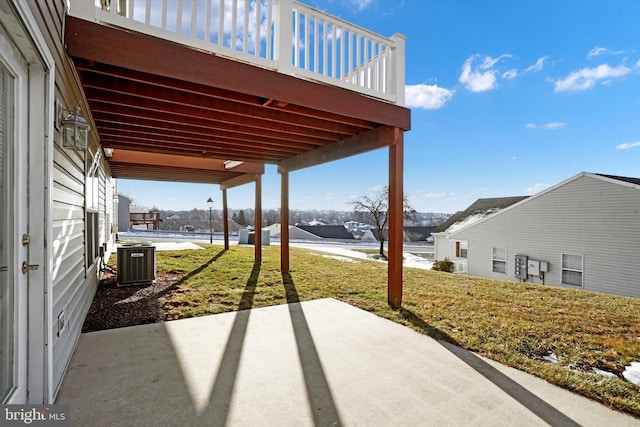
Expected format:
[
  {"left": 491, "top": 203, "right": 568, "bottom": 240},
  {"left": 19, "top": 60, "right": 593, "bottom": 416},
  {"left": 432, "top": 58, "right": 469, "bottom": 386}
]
[{"left": 69, "top": 0, "right": 405, "bottom": 104}]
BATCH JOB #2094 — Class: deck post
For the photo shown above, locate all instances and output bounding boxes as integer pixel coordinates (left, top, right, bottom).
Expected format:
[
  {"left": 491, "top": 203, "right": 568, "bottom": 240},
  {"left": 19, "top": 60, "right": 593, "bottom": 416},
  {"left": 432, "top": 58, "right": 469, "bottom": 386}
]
[
  {"left": 388, "top": 128, "right": 404, "bottom": 309},
  {"left": 255, "top": 174, "right": 262, "bottom": 263},
  {"left": 280, "top": 170, "right": 290, "bottom": 273},
  {"left": 391, "top": 33, "right": 407, "bottom": 105},
  {"left": 274, "top": 0, "right": 295, "bottom": 76},
  {"left": 222, "top": 188, "right": 229, "bottom": 250}
]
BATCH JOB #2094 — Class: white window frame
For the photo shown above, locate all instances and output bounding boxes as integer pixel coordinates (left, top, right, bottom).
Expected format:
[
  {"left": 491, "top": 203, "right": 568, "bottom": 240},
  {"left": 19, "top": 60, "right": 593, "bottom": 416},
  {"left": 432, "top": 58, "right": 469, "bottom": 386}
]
[
  {"left": 455, "top": 240, "right": 468, "bottom": 259},
  {"left": 85, "top": 151, "right": 101, "bottom": 268},
  {"left": 561, "top": 253, "right": 583, "bottom": 287},
  {"left": 492, "top": 247, "right": 507, "bottom": 274}
]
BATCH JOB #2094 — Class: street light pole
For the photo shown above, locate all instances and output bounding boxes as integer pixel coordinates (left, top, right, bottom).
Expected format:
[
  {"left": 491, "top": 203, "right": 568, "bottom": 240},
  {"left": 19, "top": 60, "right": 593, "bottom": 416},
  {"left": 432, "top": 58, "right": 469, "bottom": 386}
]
[{"left": 207, "top": 197, "right": 213, "bottom": 244}]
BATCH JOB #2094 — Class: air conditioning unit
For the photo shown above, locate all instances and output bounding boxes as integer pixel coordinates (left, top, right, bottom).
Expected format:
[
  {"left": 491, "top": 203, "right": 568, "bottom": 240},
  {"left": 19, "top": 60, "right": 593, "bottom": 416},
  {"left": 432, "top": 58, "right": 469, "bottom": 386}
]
[{"left": 117, "top": 243, "right": 156, "bottom": 286}]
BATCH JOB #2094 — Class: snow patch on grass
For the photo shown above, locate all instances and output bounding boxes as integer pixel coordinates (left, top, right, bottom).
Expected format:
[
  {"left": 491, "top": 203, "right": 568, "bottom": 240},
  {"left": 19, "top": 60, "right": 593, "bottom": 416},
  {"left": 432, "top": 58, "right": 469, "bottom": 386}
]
[{"left": 322, "top": 254, "right": 361, "bottom": 263}]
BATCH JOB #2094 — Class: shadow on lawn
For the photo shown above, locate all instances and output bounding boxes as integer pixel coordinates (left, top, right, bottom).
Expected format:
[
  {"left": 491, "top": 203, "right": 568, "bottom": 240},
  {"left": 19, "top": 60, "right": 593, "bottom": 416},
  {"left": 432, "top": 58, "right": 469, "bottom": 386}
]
[{"left": 399, "top": 307, "right": 581, "bottom": 427}]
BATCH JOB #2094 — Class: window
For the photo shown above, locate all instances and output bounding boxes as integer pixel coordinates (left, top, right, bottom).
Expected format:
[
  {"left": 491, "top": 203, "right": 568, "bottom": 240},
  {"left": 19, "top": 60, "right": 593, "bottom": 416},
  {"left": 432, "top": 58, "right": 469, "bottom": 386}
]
[
  {"left": 455, "top": 241, "right": 468, "bottom": 258},
  {"left": 492, "top": 247, "right": 507, "bottom": 274},
  {"left": 86, "top": 212, "right": 99, "bottom": 268},
  {"left": 561, "top": 254, "right": 583, "bottom": 287},
  {"left": 86, "top": 152, "right": 101, "bottom": 268},
  {"left": 0, "top": 60, "right": 14, "bottom": 401}
]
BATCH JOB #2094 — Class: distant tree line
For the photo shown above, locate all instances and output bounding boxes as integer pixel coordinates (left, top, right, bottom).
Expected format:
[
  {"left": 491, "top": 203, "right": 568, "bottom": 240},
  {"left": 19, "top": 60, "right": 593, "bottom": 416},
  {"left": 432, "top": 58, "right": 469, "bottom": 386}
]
[{"left": 153, "top": 207, "right": 450, "bottom": 232}]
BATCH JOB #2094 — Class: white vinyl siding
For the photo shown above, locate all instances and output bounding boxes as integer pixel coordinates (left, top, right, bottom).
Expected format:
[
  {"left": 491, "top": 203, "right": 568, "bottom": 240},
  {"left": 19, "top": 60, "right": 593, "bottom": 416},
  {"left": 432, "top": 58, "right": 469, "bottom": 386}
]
[
  {"left": 492, "top": 247, "right": 506, "bottom": 274},
  {"left": 453, "top": 174, "right": 640, "bottom": 297},
  {"left": 561, "top": 254, "right": 583, "bottom": 287}
]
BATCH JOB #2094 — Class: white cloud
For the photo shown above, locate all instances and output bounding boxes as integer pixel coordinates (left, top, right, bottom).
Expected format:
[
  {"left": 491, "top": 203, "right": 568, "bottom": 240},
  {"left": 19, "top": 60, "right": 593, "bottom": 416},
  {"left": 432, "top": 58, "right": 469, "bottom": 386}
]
[
  {"left": 554, "top": 63, "right": 631, "bottom": 92},
  {"left": 541, "top": 121, "right": 566, "bottom": 130},
  {"left": 348, "top": 0, "right": 373, "bottom": 11},
  {"left": 503, "top": 69, "right": 517, "bottom": 80},
  {"left": 525, "top": 56, "right": 549, "bottom": 73},
  {"left": 511, "top": 156, "right": 517, "bottom": 161},
  {"left": 459, "top": 54, "right": 511, "bottom": 92},
  {"left": 588, "top": 46, "right": 624, "bottom": 58},
  {"left": 526, "top": 183, "right": 551, "bottom": 195},
  {"left": 405, "top": 84, "right": 454, "bottom": 110},
  {"left": 526, "top": 122, "right": 565, "bottom": 130},
  {"left": 616, "top": 141, "right": 640, "bottom": 150},
  {"left": 416, "top": 191, "right": 449, "bottom": 199}
]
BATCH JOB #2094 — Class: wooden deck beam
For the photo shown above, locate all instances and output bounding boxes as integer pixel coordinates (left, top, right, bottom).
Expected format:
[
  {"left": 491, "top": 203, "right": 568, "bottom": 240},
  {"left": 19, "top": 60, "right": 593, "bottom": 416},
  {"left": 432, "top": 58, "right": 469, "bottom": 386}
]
[{"left": 277, "top": 126, "right": 397, "bottom": 173}]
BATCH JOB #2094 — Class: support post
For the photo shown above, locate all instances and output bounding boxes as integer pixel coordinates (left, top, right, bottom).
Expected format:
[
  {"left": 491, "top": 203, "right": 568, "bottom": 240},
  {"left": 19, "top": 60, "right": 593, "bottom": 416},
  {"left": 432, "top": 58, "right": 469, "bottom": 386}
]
[
  {"left": 254, "top": 175, "right": 262, "bottom": 263},
  {"left": 280, "top": 171, "right": 290, "bottom": 273},
  {"left": 388, "top": 128, "right": 404, "bottom": 309},
  {"left": 222, "top": 189, "right": 229, "bottom": 250},
  {"left": 274, "top": 0, "right": 295, "bottom": 75},
  {"left": 390, "top": 33, "right": 407, "bottom": 105}
]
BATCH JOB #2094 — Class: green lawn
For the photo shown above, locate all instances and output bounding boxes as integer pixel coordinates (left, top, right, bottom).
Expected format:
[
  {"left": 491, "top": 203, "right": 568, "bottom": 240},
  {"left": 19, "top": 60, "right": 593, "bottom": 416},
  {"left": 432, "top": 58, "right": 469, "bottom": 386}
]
[{"left": 156, "top": 245, "right": 640, "bottom": 416}]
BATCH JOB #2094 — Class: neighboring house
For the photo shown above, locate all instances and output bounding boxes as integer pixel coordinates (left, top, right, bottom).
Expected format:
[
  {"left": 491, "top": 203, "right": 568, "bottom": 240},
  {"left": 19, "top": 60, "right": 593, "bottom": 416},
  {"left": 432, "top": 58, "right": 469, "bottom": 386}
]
[
  {"left": 449, "top": 173, "right": 640, "bottom": 298},
  {"left": 403, "top": 226, "right": 437, "bottom": 242},
  {"left": 117, "top": 194, "right": 132, "bottom": 232},
  {"left": 265, "top": 223, "right": 321, "bottom": 240},
  {"left": 296, "top": 225, "right": 356, "bottom": 240},
  {"left": 129, "top": 211, "right": 162, "bottom": 230},
  {"left": 433, "top": 196, "right": 528, "bottom": 273}
]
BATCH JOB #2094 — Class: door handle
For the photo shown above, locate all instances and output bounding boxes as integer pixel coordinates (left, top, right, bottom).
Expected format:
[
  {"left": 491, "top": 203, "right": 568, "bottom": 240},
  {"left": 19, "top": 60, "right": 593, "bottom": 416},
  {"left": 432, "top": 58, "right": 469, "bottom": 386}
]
[{"left": 21, "top": 262, "right": 39, "bottom": 274}]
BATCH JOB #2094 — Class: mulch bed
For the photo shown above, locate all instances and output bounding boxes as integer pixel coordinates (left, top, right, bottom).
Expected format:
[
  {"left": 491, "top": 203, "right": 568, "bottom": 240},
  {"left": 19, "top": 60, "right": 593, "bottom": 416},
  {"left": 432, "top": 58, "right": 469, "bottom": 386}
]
[{"left": 82, "top": 270, "right": 187, "bottom": 333}]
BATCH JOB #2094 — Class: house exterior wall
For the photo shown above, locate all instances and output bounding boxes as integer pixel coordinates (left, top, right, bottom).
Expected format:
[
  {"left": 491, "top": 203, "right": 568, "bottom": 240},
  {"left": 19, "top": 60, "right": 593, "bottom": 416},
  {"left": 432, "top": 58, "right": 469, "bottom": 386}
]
[
  {"left": 452, "top": 175, "right": 640, "bottom": 298},
  {"left": 118, "top": 194, "right": 131, "bottom": 232},
  {"left": 433, "top": 233, "right": 452, "bottom": 260},
  {"left": 25, "top": 0, "right": 114, "bottom": 401}
]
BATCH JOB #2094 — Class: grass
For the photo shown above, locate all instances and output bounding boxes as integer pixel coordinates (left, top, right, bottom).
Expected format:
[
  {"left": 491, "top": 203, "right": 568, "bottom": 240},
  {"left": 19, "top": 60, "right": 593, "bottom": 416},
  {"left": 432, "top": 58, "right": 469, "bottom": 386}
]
[{"left": 155, "top": 244, "right": 640, "bottom": 416}]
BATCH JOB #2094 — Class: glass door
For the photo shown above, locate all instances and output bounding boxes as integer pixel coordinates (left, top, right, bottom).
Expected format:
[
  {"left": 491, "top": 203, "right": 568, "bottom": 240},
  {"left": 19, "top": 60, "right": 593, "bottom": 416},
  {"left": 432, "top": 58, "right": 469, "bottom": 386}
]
[{"left": 0, "top": 61, "right": 13, "bottom": 402}]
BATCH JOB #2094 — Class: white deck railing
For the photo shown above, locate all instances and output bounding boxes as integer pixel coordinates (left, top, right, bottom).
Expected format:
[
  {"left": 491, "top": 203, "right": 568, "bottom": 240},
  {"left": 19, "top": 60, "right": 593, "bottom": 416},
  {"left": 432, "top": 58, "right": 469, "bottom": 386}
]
[{"left": 69, "top": 0, "right": 405, "bottom": 104}]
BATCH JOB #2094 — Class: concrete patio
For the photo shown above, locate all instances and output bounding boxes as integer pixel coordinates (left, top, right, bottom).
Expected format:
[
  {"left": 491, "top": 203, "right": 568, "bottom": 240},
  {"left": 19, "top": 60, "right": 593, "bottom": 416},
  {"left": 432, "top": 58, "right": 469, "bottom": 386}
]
[{"left": 56, "top": 298, "right": 639, "bottom": 426}]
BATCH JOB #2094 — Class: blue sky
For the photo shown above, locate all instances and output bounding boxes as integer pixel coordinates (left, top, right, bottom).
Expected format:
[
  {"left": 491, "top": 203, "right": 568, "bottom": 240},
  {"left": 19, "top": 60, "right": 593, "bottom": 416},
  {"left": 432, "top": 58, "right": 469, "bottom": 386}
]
[{"left": 118, "top": 0, "right": 640, "bottom": 214}]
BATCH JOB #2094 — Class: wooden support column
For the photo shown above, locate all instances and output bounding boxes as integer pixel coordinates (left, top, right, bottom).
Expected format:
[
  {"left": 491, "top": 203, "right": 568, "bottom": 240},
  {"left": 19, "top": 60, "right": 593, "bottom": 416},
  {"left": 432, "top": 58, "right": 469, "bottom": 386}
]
[
  {"left": 254, "top": 175, "right": 262, "bottom": 263},
  {"left": 388, "top": 128, "right": 404, "bottom": 309},
  {"left": 280, "top": 171, "right": 290, "bottom": 273},
  {"left": 222, "top": 188, "right": 229, "bottom": 250}
]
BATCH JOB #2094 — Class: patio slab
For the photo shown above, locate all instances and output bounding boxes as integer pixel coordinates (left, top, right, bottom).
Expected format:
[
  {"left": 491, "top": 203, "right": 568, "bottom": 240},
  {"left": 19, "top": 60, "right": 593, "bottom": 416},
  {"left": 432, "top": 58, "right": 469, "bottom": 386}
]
[{"left": 56, "top": 298, "right": 639, "bottom": 426}]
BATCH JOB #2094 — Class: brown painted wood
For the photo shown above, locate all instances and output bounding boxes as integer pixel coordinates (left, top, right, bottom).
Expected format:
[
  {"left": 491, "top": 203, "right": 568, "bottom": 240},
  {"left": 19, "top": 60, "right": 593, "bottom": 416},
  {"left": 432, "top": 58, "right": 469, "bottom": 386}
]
[
  {"left": 219, "top": 173, "right": 261, "bottom": 191},
  {"left": 280, "top": 171, "right": 290, "bottom": 274},
  {"left": 82, "top": 75, "right": 368, "bottom": 136},
  {"left": 65, "top": 16, "right": 411, "bottom": 130},
  {"left": 277, "top": 126, "right": 397, "bottom": 173},
  {"left": 109, "top": 150, "right": 264, "bottom": 174},
  {"left": 254, "top": 175, "right": 262, "bottom": 263},
  {"left": 75, "top": 60, "right": 379, "bottom": 129},
  {"left": 387, "top": 129, "right": 404, "bottom": 309},
  {"left": 223, "top": 189, "right": 229, "bottom": 250}
]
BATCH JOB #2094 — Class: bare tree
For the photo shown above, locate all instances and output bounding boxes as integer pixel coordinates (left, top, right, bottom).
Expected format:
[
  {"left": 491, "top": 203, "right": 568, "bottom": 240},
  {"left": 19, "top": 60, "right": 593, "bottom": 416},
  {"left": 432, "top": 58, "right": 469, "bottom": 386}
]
[{"left": 350, "top": 186, "right": 415, "bottom": 258}]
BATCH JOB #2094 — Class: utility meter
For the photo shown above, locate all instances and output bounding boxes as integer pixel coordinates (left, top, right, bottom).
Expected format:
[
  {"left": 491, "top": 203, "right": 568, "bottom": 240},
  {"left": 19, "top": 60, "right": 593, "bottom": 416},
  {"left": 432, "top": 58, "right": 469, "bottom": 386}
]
[{"left": 515, "top": 254, "right": 528, "bottom": 280}]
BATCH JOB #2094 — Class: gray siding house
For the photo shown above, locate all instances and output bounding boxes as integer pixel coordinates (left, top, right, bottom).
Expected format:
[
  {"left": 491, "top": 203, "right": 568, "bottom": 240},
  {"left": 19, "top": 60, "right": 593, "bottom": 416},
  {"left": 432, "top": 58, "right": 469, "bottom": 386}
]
[
  {"left": 2, "top": 0, "right": 116, "bottom": 404},
  {"left": 433, "top": 196, "right": 528, "bottom": 273},
  {"left": 3, "top": 0, "right": 410, "bottom": 405},
  {"left": 450, "top": 172, "right": 640, "bottom": 298}
]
